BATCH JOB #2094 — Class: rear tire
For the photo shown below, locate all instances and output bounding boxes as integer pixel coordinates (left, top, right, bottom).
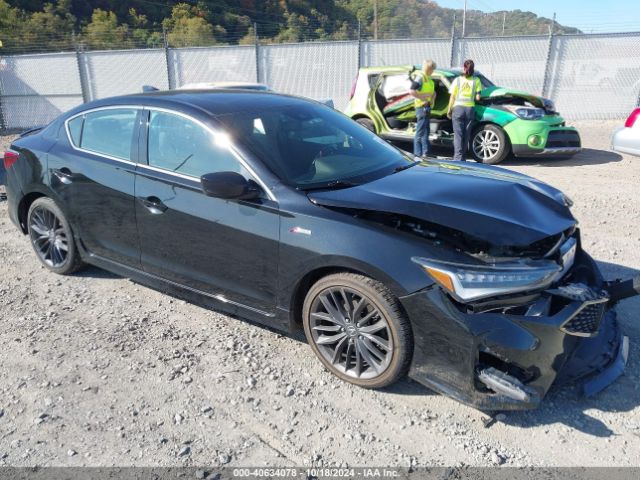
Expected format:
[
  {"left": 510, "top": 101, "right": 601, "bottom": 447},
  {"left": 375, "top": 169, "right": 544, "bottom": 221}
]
[
  {"left": 471, "top": 124, "right": 510, "bottom": 164},
  {"left": 302, "top": 273, "right": 413, "bottom": 389},
  {"left": 27, "top": 197, "right": 85, "bottom": 275},
  {"left": 356, "top": 117, "right": 376, "bottom": 133}
]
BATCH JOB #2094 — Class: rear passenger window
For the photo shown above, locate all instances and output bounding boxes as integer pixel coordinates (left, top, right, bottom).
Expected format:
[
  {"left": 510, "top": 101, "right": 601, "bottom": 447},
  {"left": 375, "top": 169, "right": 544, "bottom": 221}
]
[
  {"left": 75, "top": 109, "right": 138, "bottom": 161},
  {"left": 147, "top": 110, "right": 243, "bottom": 178}
]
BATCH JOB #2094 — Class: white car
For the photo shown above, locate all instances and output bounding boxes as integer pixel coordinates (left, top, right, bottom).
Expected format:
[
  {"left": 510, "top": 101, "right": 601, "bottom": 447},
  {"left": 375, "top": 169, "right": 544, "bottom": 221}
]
[{"left": 611, "top": 107, "right": 640, "bottom": 157}]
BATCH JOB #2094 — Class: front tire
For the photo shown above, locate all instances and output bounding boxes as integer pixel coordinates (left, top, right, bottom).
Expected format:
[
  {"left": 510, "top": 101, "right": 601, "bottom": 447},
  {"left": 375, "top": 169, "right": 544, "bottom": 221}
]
[
  {"left": 302, "top": 273, "right": 413, "bottom": 389},
  {"left": 27, "top": 197, "right": 85, "bottom": 275},
  {"left": 471, "top": 124, "right": 510, "bottom": 164}
]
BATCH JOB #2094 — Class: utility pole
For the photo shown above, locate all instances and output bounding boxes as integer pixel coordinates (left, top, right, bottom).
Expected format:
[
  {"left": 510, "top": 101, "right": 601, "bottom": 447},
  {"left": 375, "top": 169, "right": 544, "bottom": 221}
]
[
  {"left": 502, "top": 11, "right": 506, "bottom": 36},
  {"left": 373, "top": 0, "right": 378, "bottom": 40},
  {"left": 462, "top": 0, "right": 467, "bottom": 38},
  {"left": 550, "top": 12, "right": 556, "bottom": 35}
]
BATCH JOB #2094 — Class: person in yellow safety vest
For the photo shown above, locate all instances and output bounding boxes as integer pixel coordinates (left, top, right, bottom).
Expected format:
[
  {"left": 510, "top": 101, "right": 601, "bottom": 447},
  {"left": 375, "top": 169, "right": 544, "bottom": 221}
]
[
  {"left": 447, "top": 59, "right": 482, "bottom": 161},
  {"left": 409, "top": 60, "right": 437, "bottom": 158}
]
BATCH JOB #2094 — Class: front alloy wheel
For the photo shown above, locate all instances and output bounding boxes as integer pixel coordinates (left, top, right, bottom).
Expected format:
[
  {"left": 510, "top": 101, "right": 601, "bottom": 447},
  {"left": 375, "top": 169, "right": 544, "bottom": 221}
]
[
  {"left": 303, "top": 273, "right": 412, "bottom": 388},
  {"left": 471, "top": 124, "right": 509, "bottom": 164}
]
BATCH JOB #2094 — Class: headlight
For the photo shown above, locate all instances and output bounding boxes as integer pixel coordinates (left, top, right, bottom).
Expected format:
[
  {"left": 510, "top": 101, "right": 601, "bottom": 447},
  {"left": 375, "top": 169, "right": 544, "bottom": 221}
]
[
  {"left": 412, "top": 257, "right": 561, "bottom": 302},
  {"left": 505, "top": 106, "right": 545, "bottom": 120}
]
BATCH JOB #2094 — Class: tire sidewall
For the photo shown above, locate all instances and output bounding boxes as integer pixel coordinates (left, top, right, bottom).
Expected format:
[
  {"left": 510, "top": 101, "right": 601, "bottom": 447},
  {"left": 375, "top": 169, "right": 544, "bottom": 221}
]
[
  {"left": 471, "top": 124, "right": 509, "bottom": 164},
  {"left": 27, "top": 197, "right": 80, "bottom": 275},
  {"left": 302, "top": 274, "right": 411, "bottom": 389}
]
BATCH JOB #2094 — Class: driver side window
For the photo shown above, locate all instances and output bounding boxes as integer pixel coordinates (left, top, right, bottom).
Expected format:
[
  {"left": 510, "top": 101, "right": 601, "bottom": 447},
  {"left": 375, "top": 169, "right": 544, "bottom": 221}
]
[{"left": 147, "top": 110, "right": 243, "bottom": 178}]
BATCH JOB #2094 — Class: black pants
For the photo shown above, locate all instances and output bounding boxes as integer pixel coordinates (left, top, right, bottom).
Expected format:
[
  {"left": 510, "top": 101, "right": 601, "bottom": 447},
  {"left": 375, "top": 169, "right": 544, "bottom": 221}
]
[{"left": 452, "top": 106, "right": 475, "bottom": 161}]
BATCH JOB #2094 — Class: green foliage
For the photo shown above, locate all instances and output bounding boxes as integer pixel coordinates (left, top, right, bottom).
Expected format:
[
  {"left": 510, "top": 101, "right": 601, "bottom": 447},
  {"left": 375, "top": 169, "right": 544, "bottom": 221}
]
[
  {"left": 84, "top": 9, "right": 131, "bottom": 50},
  {"left": 162, "top": 3, "right": 216, "bottom": 48},
  {"left": 0, "top": 0, "right": 582, "bottom": 53}
]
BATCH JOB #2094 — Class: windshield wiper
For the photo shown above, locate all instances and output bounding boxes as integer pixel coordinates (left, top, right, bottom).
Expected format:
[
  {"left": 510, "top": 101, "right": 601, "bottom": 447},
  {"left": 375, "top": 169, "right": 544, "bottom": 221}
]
[
  {"left": 394, "top": 160, "right": 421, "bottom": 173},
  {"left": 299, "top": 180, "right": 359, "bottom": 191}
]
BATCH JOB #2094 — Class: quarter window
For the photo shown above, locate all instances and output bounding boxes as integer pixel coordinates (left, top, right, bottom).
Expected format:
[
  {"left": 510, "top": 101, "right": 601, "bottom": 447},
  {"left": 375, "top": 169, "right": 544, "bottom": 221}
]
[
  {"left": 147, "top": 110, "right": 243, "bottom": 178},
  {"left": 68, "top": 108, "right": 138, "bottom": 161},
  {"left": 67, "top": 116, "right": 83, "bottom": 146}
]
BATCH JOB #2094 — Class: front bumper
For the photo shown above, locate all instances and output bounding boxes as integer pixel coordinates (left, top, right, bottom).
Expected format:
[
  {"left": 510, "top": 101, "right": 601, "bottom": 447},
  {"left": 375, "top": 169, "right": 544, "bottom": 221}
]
[
  {"left": 400, "top": 249, "right": 631, "bottom": 410},
  {"left": 505, "top": 119, "right": 582, "bottom": 158}
]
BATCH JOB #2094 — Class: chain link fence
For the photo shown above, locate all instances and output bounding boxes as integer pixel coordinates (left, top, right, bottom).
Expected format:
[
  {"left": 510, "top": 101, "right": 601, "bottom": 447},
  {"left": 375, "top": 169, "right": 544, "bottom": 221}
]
[
  {"left": 0, "top": 52, "right": 83, "bottom": 131},
  {"left": 2, "top": 32, "right": 640, "bottom": 132}
]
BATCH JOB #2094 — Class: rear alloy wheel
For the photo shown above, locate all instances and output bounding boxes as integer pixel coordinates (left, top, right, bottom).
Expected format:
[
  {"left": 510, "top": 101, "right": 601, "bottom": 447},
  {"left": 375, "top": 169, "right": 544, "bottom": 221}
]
[
  {"left": 471, "top": 124, "right": 509, "bottom": 164},
  {"left": 356, "top": 117, "right": 376, "bottom": 133},
  {"left": 27, "top": 197, "right": 84, "bottom": 275},
  {"left": 303, "top": 273, "right": 412, "bottom": 389}
]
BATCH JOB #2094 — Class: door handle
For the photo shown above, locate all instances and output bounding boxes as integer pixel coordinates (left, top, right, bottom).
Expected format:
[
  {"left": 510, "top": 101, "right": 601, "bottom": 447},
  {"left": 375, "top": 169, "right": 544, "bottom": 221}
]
[
  {"left": 139, "top": 196, "right": 168, "bottom": 214},
  {"left": 51, "top": 168, "right": 74, "bottom": 185}
]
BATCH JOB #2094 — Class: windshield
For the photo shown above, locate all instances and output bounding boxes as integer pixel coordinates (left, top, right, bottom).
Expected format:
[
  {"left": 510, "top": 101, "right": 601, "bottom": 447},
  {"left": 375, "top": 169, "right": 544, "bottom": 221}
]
[{"left": 216, "top": 102, "right": 412, "bottom": 189}]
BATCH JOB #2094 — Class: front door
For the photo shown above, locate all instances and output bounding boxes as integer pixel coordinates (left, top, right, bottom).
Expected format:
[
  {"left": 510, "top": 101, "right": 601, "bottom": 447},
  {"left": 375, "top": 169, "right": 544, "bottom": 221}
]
[
  {"left": 134, "top": 109, "right": 280, "bottom": 318},
  {"left": 48, "top": 107, "right": 141, "bottom": 266}
]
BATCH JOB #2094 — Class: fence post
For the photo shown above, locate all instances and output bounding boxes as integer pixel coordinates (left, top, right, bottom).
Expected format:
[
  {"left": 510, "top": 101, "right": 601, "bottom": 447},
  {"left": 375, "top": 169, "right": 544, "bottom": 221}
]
[
  {"left": 74, "top": 33, "right": 91, "bottom": 103},
  {"left": 163, "top": 27, "right": 176, "bottom": 89},
  {"left": 449, "top": 15, "right": 457, "bottom": 68},
  {"left": 357, "top": 20, "right": 362, "bottom": 69},
  {"left": 541, "top": 28, "right": 555, "bottom": 98},
  {"left": 254, "top": 22, "right": 261, "bottom": 83}
]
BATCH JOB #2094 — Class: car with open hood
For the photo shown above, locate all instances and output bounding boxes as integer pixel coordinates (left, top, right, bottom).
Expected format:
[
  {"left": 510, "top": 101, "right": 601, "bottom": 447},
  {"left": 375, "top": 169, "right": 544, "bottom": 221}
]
[
  {"left": 345, "top": 65, "right": 582, "bottom": 164},
  {"left": 4, "top": 89, "right": 636, "bottom": 410}
]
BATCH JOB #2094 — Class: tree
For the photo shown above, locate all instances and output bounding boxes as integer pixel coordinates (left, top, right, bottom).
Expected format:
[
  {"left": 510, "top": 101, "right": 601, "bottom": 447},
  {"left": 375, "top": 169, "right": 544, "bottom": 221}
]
[
  {"left": 162, "top": 3, "right": 216, "bottom": 48},
  {"left": 0, "top": 0, "right": 24, "bottom": 50},
  {"left": 21, "top": 0, "right": 75, "bottom": 51},
  {"left": 128, "top": 8, "right": 162, "bottom": 48},
  {"left": 84, "top": 9, "right": 132, "bottom": 50}
]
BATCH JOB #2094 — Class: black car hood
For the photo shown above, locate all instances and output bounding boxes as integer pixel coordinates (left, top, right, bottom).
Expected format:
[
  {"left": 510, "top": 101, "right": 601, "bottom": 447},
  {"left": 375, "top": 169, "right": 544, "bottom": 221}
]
[{"left": 308, "top": 161, "right": 576, "bottom": 247}]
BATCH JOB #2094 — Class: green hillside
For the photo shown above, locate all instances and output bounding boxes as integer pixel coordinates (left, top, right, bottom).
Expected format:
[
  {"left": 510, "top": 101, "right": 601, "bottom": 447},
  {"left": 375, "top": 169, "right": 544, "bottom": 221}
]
[{"left": 0, "top": 0, "right": 581, "bottom": 53}]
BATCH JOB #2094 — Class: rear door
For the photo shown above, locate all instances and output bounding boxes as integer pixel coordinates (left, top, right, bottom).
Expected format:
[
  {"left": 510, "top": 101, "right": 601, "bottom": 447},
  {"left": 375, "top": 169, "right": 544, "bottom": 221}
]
[
  {"left": 134, "top": 108, "right": 280, "bottom": 318},
  {"left": 48, "top": 106, "right": 141, "bottom": 266}
]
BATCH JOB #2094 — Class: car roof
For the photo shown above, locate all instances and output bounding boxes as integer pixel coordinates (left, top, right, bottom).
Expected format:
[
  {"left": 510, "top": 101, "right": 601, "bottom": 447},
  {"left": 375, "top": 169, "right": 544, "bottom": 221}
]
[
  {"left": 177, "top": 81, "right": 270, "bottom": 91},
  {"left": 66, "top": 89, "right": 313, "bottom": 118}
]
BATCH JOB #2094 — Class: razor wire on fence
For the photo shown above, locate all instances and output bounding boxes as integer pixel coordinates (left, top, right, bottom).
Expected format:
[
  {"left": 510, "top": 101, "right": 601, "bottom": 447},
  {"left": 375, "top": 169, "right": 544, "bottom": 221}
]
[{"left": 2, "top": 32, "right": 640, "bottom": 132}]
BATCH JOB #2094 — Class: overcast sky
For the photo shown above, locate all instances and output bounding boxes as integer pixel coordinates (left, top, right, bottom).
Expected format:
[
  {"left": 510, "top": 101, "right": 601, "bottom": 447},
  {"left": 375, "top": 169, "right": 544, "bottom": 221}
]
[{"left": 433, "top": 0, "right": 640, "bottom": 33}]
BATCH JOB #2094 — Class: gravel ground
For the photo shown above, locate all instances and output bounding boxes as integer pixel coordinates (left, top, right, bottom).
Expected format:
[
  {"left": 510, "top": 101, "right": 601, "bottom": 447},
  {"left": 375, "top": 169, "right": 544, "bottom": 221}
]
[{"left": 0, "top": 120, "right": 639, "bottom": 468}]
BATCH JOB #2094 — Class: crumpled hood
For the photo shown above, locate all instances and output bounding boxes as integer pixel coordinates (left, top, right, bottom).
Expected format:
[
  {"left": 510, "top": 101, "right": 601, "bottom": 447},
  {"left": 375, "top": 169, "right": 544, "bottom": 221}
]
[
  {"left": 308, "top": 161, "right": 576, "bottom": 247},
  {"left": 480, "top": 86, "right": 550, "bottom": 109}
]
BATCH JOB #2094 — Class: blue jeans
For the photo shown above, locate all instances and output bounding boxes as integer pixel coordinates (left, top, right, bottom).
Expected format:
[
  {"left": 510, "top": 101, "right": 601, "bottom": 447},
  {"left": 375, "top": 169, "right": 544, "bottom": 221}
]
[
  {"left": 414, "top": 106, "right": 430, "bottom": 157},
  {"left": 452, "top": 106, "right": 475, "bottom": 161}
]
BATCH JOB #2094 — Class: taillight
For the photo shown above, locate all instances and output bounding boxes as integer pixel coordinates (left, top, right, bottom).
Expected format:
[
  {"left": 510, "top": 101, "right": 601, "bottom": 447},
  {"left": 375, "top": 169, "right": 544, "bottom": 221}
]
[
  {"left": 624, "top": 108, "right": 640, "bottom": 128},
  {"left": 3, "top": 151, "right": 19, "bottom": 169},
  {"left": 349, "top": 74, "right": 358, "bottom": 100}
]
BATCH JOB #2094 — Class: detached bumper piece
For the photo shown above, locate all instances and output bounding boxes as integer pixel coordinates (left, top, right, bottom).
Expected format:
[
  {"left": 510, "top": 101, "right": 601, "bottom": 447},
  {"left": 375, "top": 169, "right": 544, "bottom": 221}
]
[{"left": 477, "top": 367, "right": 540, "bottom": 404}]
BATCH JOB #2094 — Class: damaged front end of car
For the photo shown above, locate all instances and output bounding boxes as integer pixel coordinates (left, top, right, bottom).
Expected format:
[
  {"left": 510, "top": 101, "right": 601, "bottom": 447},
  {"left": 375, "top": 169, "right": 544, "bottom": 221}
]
[
  {"left": 308, "top": 161, "right": 636, "bottom": 410},
  {"left": 401, "top": 228, "right": 635, "bottom": 410}
]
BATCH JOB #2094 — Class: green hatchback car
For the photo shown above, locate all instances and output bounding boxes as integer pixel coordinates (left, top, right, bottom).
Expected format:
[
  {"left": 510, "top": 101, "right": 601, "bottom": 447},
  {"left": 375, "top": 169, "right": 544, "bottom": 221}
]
[{"left": 345, "top": 65, "right": 581, "bottom": 164}]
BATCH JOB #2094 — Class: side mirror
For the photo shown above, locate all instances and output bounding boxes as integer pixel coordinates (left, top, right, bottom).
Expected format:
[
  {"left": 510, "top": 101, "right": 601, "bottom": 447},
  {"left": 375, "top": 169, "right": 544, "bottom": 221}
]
[{"left": 200, "top": 171, "right": 261, "bottom": 200}]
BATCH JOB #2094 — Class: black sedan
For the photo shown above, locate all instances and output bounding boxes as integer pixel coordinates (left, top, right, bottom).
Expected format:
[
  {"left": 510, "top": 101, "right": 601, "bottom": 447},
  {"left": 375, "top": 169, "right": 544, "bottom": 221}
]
[{"left": 4, "top": 89, "right": 637, "bottom": 410}]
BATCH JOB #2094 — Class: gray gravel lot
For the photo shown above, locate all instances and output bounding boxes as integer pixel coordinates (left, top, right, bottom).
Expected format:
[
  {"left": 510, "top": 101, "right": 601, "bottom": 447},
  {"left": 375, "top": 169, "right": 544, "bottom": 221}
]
[{"left": 0, "top": 120, "right": 639, "bottom": 467}]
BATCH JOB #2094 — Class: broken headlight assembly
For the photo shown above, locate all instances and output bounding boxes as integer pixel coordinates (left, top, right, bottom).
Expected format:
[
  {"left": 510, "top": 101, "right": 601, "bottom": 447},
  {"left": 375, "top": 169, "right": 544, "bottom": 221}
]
[{"left": 412, "top": 257, "right": 561, "bottom": 302}]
